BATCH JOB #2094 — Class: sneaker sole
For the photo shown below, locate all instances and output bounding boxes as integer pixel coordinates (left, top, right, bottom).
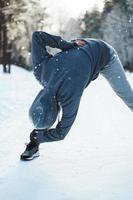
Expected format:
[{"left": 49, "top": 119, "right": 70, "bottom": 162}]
[{"left": 20, "top": 151, "right": 40, "bottom": 161}]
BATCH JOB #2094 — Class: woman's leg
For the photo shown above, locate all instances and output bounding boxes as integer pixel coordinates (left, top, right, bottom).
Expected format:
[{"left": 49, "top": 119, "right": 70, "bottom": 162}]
[{"left": 100, "top": 48, "right": 133, "bottom": 111}]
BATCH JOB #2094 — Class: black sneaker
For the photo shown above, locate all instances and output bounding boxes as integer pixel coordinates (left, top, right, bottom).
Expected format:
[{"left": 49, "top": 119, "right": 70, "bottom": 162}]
[{"left": 20, "top": 141, "right": 40, "bottom": 161}]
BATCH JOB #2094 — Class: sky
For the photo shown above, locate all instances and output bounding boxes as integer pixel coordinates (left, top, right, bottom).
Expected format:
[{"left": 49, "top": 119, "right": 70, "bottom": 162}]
[
  {"left": 41, "top": 0, "right": 105, "bottom": 32},
  {"left": 42, "top": 0, "right": 105, "bottom": 18}
]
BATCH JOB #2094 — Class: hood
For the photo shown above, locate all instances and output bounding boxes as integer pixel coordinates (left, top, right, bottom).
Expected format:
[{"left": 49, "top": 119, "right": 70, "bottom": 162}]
[{"left": 29, "top": 89, "right": 60, "bottom": 129}]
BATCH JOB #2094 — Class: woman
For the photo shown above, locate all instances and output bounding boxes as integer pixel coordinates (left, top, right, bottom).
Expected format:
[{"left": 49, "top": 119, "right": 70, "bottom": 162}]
[{"left": 20, "top": 31, "right": 133, "bottom": 161}]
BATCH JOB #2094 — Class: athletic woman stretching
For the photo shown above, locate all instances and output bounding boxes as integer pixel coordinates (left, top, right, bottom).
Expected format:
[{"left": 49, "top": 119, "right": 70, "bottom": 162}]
[{"left": 20, "top": 31, "right": 133, "bottom": 161}]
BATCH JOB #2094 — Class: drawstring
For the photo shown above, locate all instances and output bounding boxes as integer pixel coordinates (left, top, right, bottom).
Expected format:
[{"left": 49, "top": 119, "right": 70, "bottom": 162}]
[
  {"left": 57, "top": 102, "right": 62, "bottom": 123},
  {"left": 58, "top": 113, "right": 60, "bottom": 123}
]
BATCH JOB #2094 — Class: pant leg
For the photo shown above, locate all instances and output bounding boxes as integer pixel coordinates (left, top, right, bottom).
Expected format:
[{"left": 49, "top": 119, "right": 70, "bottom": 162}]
[{"left": 100, "top": 47, "right": 133, "bottom": 111}]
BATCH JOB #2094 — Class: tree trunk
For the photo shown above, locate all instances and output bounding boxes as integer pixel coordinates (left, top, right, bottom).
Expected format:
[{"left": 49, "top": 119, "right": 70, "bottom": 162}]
[{"left": 0, "top": 0, "right": 12, "bottom": 73}]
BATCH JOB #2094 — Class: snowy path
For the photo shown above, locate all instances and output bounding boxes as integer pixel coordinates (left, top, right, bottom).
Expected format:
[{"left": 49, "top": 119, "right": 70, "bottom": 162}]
[{"left": 0, "top": 65, "right": 133, "bottom": 200}]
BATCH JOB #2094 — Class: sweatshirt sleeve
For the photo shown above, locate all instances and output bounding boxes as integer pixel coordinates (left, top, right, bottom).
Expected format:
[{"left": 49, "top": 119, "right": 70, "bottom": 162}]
[
  {"left": 36, "top": 31, "right": 77, "bottom": 51},
  {"left": 32, "top": 31, "right": 77, "bottom": 86},
  {"left": 35, "top": 96, "right": 82, "bottom": 143}
]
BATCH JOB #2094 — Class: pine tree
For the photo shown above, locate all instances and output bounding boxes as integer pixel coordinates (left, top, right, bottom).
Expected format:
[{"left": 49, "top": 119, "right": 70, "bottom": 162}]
[
  {"left": 80, "top": 0, "right": 133, "bottom": 71},
  {"left": 101, "top": 0, "right": 133, "bottom": 71},
  {"left": 80, "top": 8, "right": 102, "bottom": 39}
]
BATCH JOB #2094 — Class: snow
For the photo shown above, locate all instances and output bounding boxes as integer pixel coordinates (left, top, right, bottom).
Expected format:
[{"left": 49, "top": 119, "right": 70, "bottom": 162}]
[{"left": 0, "top": 65, "right": 133, "bottom": 200}]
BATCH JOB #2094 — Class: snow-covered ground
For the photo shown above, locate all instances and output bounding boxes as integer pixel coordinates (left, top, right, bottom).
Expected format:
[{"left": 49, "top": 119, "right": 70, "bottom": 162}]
[{"left": 0, "top": 65, "right": 133, "bottom": 200}]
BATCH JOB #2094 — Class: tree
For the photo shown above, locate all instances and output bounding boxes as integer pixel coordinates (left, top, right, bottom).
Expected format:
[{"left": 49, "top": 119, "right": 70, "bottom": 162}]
[
  {"left": 61, "top": 17, "right": 82, "bottom": 40},
  {"left": 80, "top": 8, "right": 103, "bottom": 39},
  {"left": 4, "top": 0, "right": 48, "bottom": 70},
  {"left": 101, "top": 0, "right": 133, "bottom": 71},
  {"left": 0, "top": 0, "right": 12, "bottom": 73},
  {"left": 80, "top": 0, "right": 133, "bottom": 71}
]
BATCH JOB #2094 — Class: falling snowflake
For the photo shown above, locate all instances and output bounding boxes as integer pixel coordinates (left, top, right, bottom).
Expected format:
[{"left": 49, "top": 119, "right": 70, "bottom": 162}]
[
  {"left": 117, "top": 76, "right": 121, "bottom": 79},
  {"left": 68, "top": 77, "right": 71, "bottom": 80},
  {"left": 21, "top": 46, "right": 25, "bottom": 50},
  {"left": 43, "top": 81, "right": 47, "bottom": 87},
  {"left": 40, "top": 20, "right": 45, "bottom": 24}
]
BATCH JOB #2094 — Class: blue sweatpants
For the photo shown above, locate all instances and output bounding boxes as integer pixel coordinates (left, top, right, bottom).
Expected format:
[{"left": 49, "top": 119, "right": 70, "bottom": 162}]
[{"left": 100, "top": 46, "right": 133, "bottom": 111}]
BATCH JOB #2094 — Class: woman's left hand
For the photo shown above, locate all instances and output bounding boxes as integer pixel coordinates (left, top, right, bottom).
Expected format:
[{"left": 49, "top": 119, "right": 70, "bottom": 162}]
[{"left": 74, "top": 39, "right": 87, "bottom": 46}]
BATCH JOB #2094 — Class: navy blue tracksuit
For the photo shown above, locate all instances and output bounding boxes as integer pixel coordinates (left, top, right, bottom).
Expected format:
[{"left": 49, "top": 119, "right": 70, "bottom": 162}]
[{"left": 29, "top": 31, "right": 110, "bottom": 143}]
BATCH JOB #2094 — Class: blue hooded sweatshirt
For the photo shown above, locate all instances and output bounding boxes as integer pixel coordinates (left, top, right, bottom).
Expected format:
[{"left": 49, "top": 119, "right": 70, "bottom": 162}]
[{"left": 29, "top": 31, "right": 111, "bottom": 143}]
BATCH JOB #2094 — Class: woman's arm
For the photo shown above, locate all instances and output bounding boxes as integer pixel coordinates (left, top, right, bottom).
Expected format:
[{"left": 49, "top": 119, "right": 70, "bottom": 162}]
[
  {"left": 35, "top": 31, "right": 77, "bottom": 51},
  {"left": 31, "top": 31, "right": 78, "bottom": 86},
  {"left": 33, "top": 96, "right": 82, "bottom": 143}
]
